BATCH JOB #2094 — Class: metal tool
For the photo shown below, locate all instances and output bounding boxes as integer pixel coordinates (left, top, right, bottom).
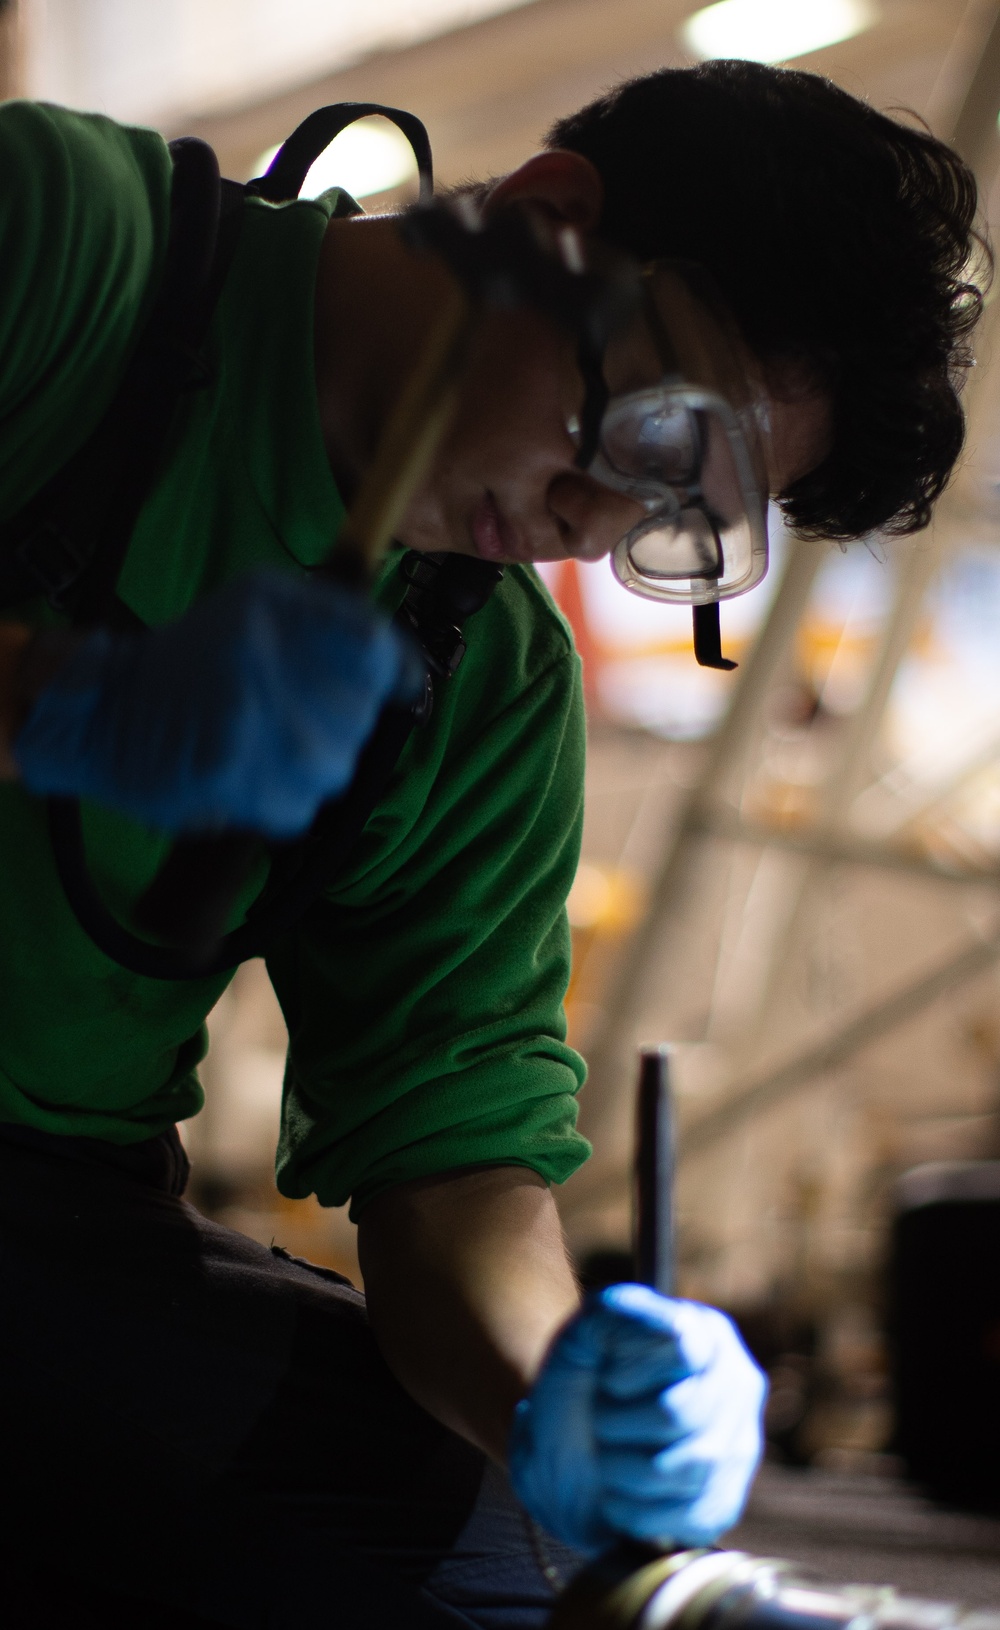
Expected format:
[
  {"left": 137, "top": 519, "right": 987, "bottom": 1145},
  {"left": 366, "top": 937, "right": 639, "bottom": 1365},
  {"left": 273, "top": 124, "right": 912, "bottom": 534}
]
[
  {"left": 549, "top": 1046, "right": 1000, "bottom": 1630},
  {"left": 634, "top": 1044, "right": 675, "bottom": 1296}
]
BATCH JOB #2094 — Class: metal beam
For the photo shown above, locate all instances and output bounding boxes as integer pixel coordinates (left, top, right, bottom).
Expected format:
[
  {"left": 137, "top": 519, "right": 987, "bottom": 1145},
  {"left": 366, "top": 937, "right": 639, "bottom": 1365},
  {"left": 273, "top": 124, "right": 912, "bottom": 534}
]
[
  {"left": 733, "top": 529, "right": 952, "bottom": 1047},
  {"left": 732, "top": 3, "right": 1000, "bottom": 1045},
  {"left": 864, "top": 727, "right": 1000, "bottom": 840},
  {"left": 694, "top": 806, "right": 1000, "bottom": 888},
  {"left": 681, "top": 921, "right": 1000, "bottom": 1159},
  {"left": 569, "top": 5, "right": 1000, "bottom": 1211},
  {"left": 0, "top": 0, "right": 24, "bottom": 102},
  {"left": 923, "top": 0, "right": 998, "bottom": 139},
  {"left": 571, "top": 538, "right": 825, "bottom": 1174},
  {"left": 819, "top": 537, "right": 948, "bottom": 828},
  {"left": 701, "top": 540, "right": 829, "bottom": 808},
  {"left": 950, "top": 0, "right": 1000, "bottom": 176}
]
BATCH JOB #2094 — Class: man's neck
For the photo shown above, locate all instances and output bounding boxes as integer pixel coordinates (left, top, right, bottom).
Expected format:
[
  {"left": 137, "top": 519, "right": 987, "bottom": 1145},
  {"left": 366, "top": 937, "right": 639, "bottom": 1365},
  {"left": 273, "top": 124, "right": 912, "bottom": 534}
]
[{"left": 312, "top": 213, "right": 458, "bottom": 505}]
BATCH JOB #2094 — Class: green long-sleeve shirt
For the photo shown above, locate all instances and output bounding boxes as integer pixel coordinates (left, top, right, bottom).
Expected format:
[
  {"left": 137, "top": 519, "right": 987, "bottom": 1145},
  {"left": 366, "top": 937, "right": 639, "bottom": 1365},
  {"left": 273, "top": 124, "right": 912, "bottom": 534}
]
[{"left": 0, "top": 101, "right": 590, "bottom": 1216}]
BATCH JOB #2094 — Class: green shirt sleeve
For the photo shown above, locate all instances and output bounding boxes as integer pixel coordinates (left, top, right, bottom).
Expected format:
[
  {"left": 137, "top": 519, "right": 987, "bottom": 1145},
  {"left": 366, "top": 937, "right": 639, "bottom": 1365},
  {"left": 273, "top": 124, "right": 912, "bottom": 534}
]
[
  {"left": 268, "top": 565, "right": 591, "bottom": 1219},
  {"left": 0, "top": 101, "right": 172, "bottom": 520}
]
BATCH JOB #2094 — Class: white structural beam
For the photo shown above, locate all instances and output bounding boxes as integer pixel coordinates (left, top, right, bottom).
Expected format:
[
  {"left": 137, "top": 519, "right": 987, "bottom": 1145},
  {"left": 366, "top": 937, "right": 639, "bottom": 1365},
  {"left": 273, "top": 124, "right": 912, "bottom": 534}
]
[
  {"left": 681, "top": 919, "right": 1000, "bottom": 1158},
  {"left": 0, "top": 0, "right": 25, "bottom": 100},
  {"left": 569, "top": 539, "right": 826, "bottom": 1198}
]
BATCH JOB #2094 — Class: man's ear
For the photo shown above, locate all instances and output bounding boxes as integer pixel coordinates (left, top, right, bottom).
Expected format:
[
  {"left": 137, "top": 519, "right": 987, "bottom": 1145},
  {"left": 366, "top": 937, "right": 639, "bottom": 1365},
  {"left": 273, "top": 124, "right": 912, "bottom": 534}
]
[{"left": 484, "top": 149, "right": 603, "bottom": 230}]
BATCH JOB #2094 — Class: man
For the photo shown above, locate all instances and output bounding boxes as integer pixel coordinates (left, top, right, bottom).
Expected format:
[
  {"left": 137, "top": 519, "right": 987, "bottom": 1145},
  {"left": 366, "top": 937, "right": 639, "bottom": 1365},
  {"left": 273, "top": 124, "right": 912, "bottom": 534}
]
[{"left": 0, "top": 58, "right": 981, "bottom": 1627}]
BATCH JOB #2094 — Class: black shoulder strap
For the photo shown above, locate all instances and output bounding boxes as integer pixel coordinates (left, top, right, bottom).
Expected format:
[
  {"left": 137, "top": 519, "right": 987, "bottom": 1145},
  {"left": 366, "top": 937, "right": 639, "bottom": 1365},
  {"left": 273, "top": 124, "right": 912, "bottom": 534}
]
[{"left": 248, "top": 101, "right": 433, "bottom": 206}]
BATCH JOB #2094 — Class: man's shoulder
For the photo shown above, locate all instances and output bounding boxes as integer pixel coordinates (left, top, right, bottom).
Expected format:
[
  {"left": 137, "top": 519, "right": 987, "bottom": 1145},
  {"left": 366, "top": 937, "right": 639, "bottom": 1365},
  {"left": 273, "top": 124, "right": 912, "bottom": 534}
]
[
  {"left": 375, "top": 552, "right": 578, "bottom": 707},
  {"left": 0, "top": 101, "right": 173, "bottom": 522},
  {"left": 467, "top": 561, "right": 577, "bottom": 691},
  {"left": 499, "top": 562, "right": 575, "bottom": 650}
]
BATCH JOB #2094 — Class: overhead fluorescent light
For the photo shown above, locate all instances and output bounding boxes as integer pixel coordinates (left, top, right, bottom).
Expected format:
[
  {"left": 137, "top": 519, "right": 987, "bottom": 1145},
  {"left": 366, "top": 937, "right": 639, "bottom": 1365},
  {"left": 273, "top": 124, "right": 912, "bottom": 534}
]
[
  {"left": 254, "top": 117, "right": 416, "bottom": 201},
  {"left": 681, "top": 0, "right": 878, "bottom": 64}
]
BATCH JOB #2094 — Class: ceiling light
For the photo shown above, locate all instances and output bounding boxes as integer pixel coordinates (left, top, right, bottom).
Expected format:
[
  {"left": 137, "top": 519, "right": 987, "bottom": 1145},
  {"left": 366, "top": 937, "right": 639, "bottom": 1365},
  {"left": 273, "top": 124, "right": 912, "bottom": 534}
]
[
  {"left": 254, "top": 117, "right": 416, "bottom": 201},
  {"left": 680, "top": 0, "right": 877, "bottom": 64}
]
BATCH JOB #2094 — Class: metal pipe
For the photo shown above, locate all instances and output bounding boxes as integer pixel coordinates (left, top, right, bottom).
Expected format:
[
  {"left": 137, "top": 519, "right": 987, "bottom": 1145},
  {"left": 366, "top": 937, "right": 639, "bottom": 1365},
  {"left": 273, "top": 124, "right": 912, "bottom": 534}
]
[{"left": 550, "top": 1545, "right": 1000, "bottom": 1628}]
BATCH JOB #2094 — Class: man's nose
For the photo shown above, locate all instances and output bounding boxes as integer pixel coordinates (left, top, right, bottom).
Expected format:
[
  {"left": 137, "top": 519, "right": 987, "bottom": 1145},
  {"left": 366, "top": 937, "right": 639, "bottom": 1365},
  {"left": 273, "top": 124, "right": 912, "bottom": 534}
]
[{"left": 546, "top": 472, "right": 648, "bottom": 562}]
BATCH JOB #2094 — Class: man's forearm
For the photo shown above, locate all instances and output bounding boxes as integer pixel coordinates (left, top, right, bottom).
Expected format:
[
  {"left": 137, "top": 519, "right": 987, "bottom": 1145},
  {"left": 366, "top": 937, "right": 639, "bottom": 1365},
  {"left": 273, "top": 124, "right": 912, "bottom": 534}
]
[{"left": 357, "top": 1165, "right": 581, "bottom": 1464}]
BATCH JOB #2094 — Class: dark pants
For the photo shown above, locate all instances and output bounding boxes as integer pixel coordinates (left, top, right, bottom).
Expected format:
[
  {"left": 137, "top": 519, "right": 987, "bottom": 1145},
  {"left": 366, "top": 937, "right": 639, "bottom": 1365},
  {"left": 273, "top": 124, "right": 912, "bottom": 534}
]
[{"left": 0, "top": 1126, "right": 579, "bottom": 1627}]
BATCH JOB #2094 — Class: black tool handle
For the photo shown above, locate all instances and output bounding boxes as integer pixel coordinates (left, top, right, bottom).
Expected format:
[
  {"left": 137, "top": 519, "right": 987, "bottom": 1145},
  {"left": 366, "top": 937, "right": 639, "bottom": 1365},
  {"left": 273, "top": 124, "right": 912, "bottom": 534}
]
[
  {"left": 634, "top": 1045, "right": 674, "bottom": 1296},
  {"left": 545, "top": 1047, "right": 680, "bottom": 1624}
]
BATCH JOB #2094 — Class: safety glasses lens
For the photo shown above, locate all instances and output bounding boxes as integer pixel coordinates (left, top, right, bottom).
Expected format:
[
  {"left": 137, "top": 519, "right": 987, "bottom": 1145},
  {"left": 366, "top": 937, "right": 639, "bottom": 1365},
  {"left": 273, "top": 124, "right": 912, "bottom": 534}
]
[
  {"left": 625, "top": 510, "right": 722, "bottom": 581},
  {"left": 601, "top": 398, "right": 701, "bottom": 486},
  {"left": 699, "top": 410, "right": 745, "bottom": 533}
]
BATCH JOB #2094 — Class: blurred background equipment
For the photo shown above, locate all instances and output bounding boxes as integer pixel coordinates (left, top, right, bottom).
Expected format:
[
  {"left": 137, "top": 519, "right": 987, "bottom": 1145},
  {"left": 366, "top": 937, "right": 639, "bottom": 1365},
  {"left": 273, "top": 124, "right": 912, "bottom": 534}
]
[
  {"left": 891, "top": 1160, "right": 1000, "bottom": 1509},
  {"left": 183, "top": 957, "right": 362, "bottom": 1282},
  {"left": 9, "top": 0, "right": 1000, "bottom": 1602}
]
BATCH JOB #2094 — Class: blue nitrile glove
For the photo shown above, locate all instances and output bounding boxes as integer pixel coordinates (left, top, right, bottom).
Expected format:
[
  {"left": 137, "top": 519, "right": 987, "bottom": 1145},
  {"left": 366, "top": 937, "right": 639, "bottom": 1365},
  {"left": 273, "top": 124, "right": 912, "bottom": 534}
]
[
  {"left": 509, "top": 1284, "right": 766, "bottom": 1555},
  {"left": 14, "top": 568, "right": 421, "bottom": 837}
]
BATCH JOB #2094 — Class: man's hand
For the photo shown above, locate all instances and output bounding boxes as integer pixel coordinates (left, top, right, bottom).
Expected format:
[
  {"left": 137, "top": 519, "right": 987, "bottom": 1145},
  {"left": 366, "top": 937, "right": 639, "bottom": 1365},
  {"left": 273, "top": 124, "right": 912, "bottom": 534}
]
[
  {"left": 359, "top": 1169, "right": 765, "bottom": 1559},
  {"left": 508, "top": 1283, "right": 766, "bottom": 1554},
  {"left": 12, "top": 568, "right": 419, "bottom": 835}
]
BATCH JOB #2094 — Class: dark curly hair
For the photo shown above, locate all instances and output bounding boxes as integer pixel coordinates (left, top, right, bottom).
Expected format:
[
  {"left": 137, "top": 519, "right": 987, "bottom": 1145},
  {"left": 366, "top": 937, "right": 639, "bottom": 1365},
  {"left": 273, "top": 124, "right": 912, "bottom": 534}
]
[{"left": 547, "top": 61, "right": 988, "bottom": 541}]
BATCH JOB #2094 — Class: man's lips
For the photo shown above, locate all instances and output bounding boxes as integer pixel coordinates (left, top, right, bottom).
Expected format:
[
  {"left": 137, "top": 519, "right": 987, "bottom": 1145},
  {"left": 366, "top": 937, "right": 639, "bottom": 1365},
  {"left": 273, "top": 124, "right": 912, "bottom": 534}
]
[{"left": 471, "top": 492, "right": 526, "bottom": 562}]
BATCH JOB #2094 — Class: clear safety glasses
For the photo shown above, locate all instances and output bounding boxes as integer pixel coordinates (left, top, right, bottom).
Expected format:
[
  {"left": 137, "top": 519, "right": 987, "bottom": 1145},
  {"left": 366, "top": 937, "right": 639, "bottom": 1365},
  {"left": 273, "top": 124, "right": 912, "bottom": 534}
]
[{"left": 586, "top": 267, "right": 770, "bottom": 613}]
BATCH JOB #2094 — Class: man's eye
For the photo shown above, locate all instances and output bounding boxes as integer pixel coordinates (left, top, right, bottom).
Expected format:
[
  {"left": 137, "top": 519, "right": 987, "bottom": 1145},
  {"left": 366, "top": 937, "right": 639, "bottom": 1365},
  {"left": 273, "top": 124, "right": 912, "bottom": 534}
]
[
  {"left": 639, "top": 406, "right": 701, "bottom": 473},
  {"left": 602, "top": 400, "right": 700, "bottom": 484}
]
